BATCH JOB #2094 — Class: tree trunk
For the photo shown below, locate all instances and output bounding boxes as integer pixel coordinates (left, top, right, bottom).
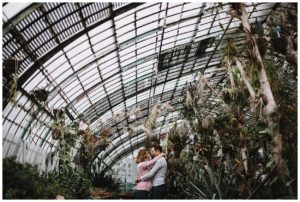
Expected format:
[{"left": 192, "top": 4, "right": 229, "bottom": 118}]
[
  {"left": 241, "top": 145, "right": 248, "bottom": 174},
  {"left": 238, "top": 3, "right": 288, "bottom": 177},
  {"left": 234, "top": 57, "right": 255, "bottom": 99},
  {"left": 239, "top": 4, "right": 277, "bottom": 116}
]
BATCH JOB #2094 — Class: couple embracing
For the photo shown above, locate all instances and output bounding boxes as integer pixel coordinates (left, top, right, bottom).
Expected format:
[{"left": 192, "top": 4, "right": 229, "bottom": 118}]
[{"left": 133, "top": 145, "right": 167, "bottom": 199}]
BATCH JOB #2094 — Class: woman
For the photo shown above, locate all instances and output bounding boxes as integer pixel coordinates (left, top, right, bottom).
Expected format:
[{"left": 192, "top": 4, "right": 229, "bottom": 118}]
[{"left": 133, "top": 149, "right": 165, "bottom": 199}]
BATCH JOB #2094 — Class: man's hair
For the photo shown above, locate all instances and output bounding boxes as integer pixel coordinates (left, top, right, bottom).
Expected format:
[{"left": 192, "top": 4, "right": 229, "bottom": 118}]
[{"left": 151, "top": 144, "right": 162, "bottom": 152}]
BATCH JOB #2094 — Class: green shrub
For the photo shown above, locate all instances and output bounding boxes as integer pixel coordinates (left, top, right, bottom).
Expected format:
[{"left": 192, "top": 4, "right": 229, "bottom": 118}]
[
  {"left": 44, "top": 163, "right": 92, "bottom": 199},
  {"left": 3, "top": 157, "right": 92, "bottom": 199},
  {"left": 3, "top": 157, "right": 55, "bottom": 199}
]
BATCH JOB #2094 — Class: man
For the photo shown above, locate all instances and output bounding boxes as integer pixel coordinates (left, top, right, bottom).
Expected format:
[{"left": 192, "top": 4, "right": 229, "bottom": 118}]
[{"left": 136, "top": 145, "right": 167, "bottom": 199}]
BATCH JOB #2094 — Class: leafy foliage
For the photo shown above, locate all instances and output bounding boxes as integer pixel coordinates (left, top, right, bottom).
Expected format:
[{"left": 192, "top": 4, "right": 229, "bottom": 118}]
[
  {"left": 8, "top": 74, "right": 18, "bottom": 103},
  {"left": 44, "top": 163, "right": 92, "bottom": 199},
  {"left": 3, "top": 157, "right": 92, "bottom": 199},
  {"left": 31, "top": 88, "right": 49, "bottom": 102},
  {"left": 92, "top": 172, "right": 121, "bottom": 192},
  {"left": 165, "top": 5, "right": 297, "bottom": 197},
  {"left": 3, "top": 157, "right": 55, "bottom": 199}
]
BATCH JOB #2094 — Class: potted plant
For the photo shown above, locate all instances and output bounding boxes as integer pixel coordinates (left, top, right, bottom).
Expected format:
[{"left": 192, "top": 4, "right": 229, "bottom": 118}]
[
  {"left": 271, "top": 37, "right": 287, "bottom": 54},
  {"left": 269, "top": 26, "right": 288, "bottom": 54},
  {"left": 51, "top": 121, "right": 64, "bottom": 140},
  {"left": 87, "top": 128, "right": 110, "bottom": 154},
  {"left": 51, "top": 108, "right": 66, "bottom": 140},
  {"left": 53, "top": 108, "right": 65, "bottom": 120},
  {"left": 94, "top": 140, "right": 109, "bottom": 152},
  {"left": 31, "top": 88, "right": 49, "bottom": 102},
  {"left": 250, "top": 21, "right": 264, "bottom": 35},
  {"left": 8, "top": 73, "right": 18, "bottom": 103},
  {"left": 3, "top": 57, "right": 20, "bottom": 76}
]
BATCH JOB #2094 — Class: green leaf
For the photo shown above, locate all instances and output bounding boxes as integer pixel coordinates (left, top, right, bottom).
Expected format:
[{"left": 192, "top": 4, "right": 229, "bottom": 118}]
[
  {"left": 266, "top": 159, "right": 274, "bottom": 168},
  {"left": 259, "top": 128, "right": 272, "bottom": 135},
  {"left": 60, "top": 139, "right": 66, "bottom": 145},
  {"left": 219, "top": 22, "right": 225, "bottom": 31}
]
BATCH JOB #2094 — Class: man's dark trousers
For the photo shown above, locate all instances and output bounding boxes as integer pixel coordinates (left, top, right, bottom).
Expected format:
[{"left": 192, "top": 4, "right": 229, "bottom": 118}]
[{"left": 150, "top": 184, "right": 166, "bottom": 199}]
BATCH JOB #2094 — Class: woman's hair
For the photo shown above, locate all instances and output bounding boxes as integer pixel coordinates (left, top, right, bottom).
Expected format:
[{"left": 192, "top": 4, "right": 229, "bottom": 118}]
[{"left": 136, "top": 149, "right": 148, "bottom": 164}]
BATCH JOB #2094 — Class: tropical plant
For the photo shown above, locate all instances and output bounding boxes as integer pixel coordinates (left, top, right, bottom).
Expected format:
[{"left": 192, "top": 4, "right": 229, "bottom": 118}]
[
  {"left": 4, "top": 58, "right": 20, "bottom": 103},
  {"left": 266, "top": 3, "right": 297, "bottom": 65},
  {"left": 8, "top": 73, "right": 18, "bottom": 103},
  {"left": 43, "top": 163, "right": 92, "bottom": 199},
  {"left": 3, "top": 157, "right": 56, "bottom": 199},
  {"left": 91, "top": 172, "right": 121, "bottom": 192},
  {"left": 166, "top": 4, "right": 297, "bottom": 197},
  {"left": 31, "top": 88, "right": 49, "bottom": 102}
]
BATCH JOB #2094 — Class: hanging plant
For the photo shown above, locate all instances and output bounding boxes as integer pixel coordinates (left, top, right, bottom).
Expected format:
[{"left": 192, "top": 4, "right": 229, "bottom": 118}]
[
  {"left": 8, "top": 73, "right": 19, "bottom": 103},
  {"left": 201, "top": 115, "right": 215, "bottom": 129},
  {"left": 94, "top": 142, "right": 109, "bottom": 153},
  {"left": 3, "top": 58, "right": 20, "bottom": 75},
  {"left": 80, "top": 127, "right": 106, "bottom": 160},
  {"left": 74, "top": 127, "right": 95, "bottom": 171},
  {"left": 4, "top": 58, "right": 20, "bottom": 103},
  {"left": 231, "top": 66, "right": 242, "bottom": 85},
  {"left": 51, "top": 121, "right": 64, "bottom": 140},
  {"left": 100, "top": 128, "right": 111, "bottom": 141},
  {"left": 53, "top": 108, "right": 65, "bottom": 120},
  {"left": 57, "top": 124, "right": 78, "bottom": 170},
  {"left": 128, "top": 105, "right": 142, "bottom": 120},
  {"left": 145, "top": 104, "right": 160, "bottom": 130},
  {"left": 250, "top": 21, "right": 264, "bottom": 36},
  {"left": 271, "top": 37, "right": 288, "bottom": 54},
  {"left": 62, "top": 126, "right": 77, "bottom": 147},
  {"left": 168, "top": 123, "right": 190, "bottom": 158},
  {"left": 4, "top": 57, "right": 20, "bottom": 103},
  {"left": 222, "top": 87, "right": 247, "bottom": 110},
  {"left": 51, "top": 108, "right": 66, "bottom": 140},
  {"left": 51, "top": 119, "right": 77, "bottom": 145},
  {"left": 31, "top": 88, "right": 49, "bottom": 102},
  {"left": 95, "top": 128, "right": 111, "bottom": 152},
  {"left": 285, "top": 52, "right": 297, "bottom": 64},
  {"left": 185, "top": 89, "right": 193, "bottom": 108}
]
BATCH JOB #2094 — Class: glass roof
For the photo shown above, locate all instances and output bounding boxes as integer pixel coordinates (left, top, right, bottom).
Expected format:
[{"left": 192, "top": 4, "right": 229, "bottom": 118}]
[
  {"left": 2, "top": 2, "right": 281, "bottom": 173},
  {"left": 2, "top": 3, "right": 32, "bottom": 22}
]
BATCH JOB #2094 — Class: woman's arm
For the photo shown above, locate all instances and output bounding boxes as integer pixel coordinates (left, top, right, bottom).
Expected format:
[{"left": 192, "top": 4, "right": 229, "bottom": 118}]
[
  {"left": 140, "top": 153, "right": 165, "bottom": 168},
  {"left": 140, "top": 158, "right": 163, "bottom": 182}
]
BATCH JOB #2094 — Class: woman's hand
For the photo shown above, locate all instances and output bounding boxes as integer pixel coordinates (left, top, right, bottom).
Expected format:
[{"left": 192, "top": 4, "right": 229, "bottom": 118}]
[
  {"left": 135, "top": 177, "right": 141, "bottom": 184},
  {"left": 158, "top": 153, "right": 166, "bottom": 158}
]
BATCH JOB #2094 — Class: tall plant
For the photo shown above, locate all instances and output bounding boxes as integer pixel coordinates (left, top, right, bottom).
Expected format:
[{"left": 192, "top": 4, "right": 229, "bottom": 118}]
[
  {"left": 227, "top": 3, "right": 293, "bottom": 182},
  {"left": 166, "top": 4, "right": 297, "bottom": 197}
]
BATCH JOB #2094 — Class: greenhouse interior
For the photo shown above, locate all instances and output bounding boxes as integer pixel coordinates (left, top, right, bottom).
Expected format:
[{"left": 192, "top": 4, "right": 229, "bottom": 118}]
[{"left": 1, "top": 2, "right": 298, "bottom": 199}]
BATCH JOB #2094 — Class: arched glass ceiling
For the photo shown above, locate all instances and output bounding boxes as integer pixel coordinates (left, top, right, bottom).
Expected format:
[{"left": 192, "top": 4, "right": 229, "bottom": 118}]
[
  {"left": 2, "top": 2, "right": 280, "bottom": 172},
  {"left": 2, "top": 3, "right": 33, "bottom": 22}
]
